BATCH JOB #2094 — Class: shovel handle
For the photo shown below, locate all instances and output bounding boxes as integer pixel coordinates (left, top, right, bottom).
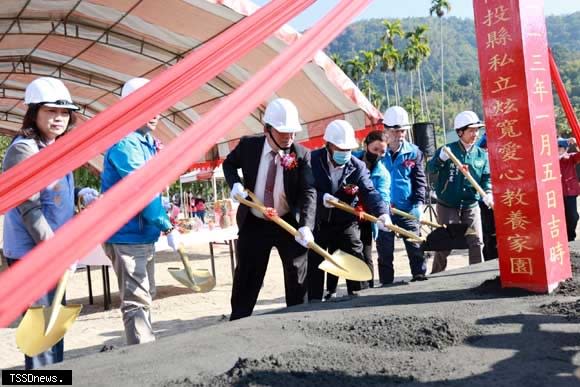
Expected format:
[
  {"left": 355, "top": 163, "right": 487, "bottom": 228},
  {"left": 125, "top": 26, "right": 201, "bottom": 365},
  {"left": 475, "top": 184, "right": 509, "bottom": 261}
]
[
  {"left": 51, "top": 270, "right": 71, "bottom": 311},
  {"left": 177, "top": 247, "right": 197, "bottom": 285},
  {"left": 443, "top": 147, "right": 489, "bottom": 199},
  {"left": 237, "top": 192, "right": 346, "bottom": 270},
  {"left": 328, "top": 199, "right": 425, "bottom": 242},
  {"left": 391, "top": 207, "right": 442, "bottom": 229}
]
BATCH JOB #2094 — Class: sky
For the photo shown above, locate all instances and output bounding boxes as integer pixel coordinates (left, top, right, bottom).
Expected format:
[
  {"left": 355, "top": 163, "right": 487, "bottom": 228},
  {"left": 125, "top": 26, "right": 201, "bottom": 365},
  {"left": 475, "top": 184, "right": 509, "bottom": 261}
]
[{"left": 252, "top": 1, "right": 580, "bottom": 31}]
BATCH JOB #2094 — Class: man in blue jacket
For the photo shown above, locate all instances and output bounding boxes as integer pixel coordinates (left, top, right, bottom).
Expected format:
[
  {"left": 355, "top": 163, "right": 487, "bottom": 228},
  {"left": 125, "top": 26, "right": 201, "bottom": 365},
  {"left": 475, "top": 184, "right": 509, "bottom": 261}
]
[
  {"left": 308, "top": 120, "right": 391, "bottom": 302},
  {"left": 101, "top": 78, "right": 180, "bottom": 345},
  {"left": 381, "top": 106, "right": 428, "bottom": 283}
]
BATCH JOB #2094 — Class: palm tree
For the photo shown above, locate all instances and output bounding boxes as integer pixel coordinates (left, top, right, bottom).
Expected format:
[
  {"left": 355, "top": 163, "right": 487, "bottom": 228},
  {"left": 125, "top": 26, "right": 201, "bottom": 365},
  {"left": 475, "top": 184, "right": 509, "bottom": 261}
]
[
  {"left": 329, "top": 53, "right": 344, "bottom": 71},
  {"left": 360, "top": 50, "right": 378, "bottom": 100},
  {"left": 345, "top": 55, "right": 365, "bottom": 88},
  {"left": 403, "top": 25, "right": 431, "bottom": 122},
  {"left": 430, "top": 0, "right": 451, "bottom": 138},
  {"left": 379, "top": 20, "right": 404, "bottom": 106}
]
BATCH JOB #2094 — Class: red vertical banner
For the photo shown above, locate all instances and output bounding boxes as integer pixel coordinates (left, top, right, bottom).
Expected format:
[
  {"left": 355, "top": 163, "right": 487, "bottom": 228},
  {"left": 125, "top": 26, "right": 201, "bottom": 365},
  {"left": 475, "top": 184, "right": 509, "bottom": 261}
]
[{"left": 474, "top": 0, "right": 571, "bottom": 292}]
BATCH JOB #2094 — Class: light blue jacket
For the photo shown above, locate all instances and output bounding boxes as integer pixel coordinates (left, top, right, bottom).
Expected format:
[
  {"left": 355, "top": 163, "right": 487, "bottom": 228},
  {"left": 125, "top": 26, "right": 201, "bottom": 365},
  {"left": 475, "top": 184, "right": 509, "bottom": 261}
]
[
  {"left": 353, "top": 150, "right": 391, "bottom": 239},
  {"left": 101, "top": 131, "right": 171, "bottom": 244},
  {"left": 3, "top": 137, "right": 75, "bottom": 258}
]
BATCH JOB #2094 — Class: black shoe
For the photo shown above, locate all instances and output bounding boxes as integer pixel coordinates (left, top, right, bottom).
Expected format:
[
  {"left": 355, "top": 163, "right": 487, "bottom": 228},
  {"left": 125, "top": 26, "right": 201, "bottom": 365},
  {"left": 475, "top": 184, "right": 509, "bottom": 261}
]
[
  {"left": 411, "top": 274, "right": 428, "bottom": 282},
  {"left": 323, "top": 292, "right": 337, "bottom": 302}
]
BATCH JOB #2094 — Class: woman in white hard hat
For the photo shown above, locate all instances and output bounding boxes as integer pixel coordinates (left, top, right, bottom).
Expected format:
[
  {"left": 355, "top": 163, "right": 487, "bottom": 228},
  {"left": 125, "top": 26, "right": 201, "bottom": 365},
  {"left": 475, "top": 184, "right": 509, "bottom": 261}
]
[
  {"left": 2, "top": 77, "right": 97, "bottom": 369},
  {"left": 223, "top": 98, "right": 317, "bottom": 320},
  {"left": 307, "top": 120, "right": 392, "bottom": 302},
  {"left": 427, "top": 110, "right": 492, "bottom": 273}
]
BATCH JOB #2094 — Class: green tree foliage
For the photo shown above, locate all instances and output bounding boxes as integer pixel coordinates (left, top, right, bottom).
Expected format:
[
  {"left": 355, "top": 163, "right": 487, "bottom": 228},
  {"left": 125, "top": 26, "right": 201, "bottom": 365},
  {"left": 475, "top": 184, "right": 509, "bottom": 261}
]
[{"left": 326, "top": 12, "right": 580, "bottom": 137}]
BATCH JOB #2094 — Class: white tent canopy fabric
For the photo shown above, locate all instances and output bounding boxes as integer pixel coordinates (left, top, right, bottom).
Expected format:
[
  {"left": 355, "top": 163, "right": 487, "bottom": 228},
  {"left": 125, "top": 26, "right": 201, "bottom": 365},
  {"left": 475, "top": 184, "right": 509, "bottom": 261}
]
[{"left": 0, "top": 0, "right": 381, "bottom": 172}]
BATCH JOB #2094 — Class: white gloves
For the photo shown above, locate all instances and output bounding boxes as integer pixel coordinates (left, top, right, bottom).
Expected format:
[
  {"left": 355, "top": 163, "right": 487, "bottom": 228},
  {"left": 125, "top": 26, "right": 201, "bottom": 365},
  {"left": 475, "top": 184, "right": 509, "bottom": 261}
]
[
  {"left": 166, "top": 229, "right": 182, "bottom": 251},
  {"left": 295, "top": 226, "right": 314, "bottom": 248},
  {"left": 483, "top": 193, "right": 494, "bottom": 208},
  {"left": 410, "top": 204, "right": 424, "bottom": 221},
  {"left": 439, "top": 147, "right": 450, "bottom": 162},
  {"left": 377, "top": 213, "right": 392, "bottom": 232},
  {"left": 323, "top": 193, "right": 338, "bottom": 208},
  {"left": 230, "top": 182, "right": 248, "bottom": 203},
  {"left": 78, "top": 187, "right": 99, "bottom": 207}
]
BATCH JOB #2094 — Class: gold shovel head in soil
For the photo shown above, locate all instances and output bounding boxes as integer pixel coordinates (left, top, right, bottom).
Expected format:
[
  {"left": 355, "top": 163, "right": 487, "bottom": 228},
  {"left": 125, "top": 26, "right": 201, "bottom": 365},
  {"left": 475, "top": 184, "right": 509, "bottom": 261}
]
[
  {"left": 318, "top": 249, "right": 372, "bottom": 281},
  {"left": 16, "top": 304, "right": 81, "bottom": 357},
  {"left": 168, "top": 247, "right": 216, "bottom": 293}
]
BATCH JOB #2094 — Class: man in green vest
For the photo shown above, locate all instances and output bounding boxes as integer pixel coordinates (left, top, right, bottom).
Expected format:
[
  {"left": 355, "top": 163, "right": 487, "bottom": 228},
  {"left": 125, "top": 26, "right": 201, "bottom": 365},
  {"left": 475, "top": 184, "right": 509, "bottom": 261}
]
[{"left": 427, "top": 111, "right": 492, "bottom": 273}]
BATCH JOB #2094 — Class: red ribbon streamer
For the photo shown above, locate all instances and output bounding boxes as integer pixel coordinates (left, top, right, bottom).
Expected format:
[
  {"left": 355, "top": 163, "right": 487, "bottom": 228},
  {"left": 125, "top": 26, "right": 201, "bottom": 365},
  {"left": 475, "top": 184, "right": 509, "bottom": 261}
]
[
  {"left": 0, "top": 0, "right": 371, "bottom": 327},
  {"left": 0, "top": 0, "right": 315, "bottom": 215},
  {"left": 549, "top": 48, "right": 580, "bottom": 143}
]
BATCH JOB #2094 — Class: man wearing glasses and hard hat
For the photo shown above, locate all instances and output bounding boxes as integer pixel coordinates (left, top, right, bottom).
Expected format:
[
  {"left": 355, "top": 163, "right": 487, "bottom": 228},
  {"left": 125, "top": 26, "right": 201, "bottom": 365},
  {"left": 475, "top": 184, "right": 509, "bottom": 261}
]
[
  {"left": 224, "top": 98, "right": 316, "bottom": 320},
  {"left": 427, "top": 111, "right": 492, "bottom": 273},
  {"left": 308, "top": 120, "right": 392, "bottom": 302},
  {"left": 381, "top": 106, "right": 428, "bottom": 284}
]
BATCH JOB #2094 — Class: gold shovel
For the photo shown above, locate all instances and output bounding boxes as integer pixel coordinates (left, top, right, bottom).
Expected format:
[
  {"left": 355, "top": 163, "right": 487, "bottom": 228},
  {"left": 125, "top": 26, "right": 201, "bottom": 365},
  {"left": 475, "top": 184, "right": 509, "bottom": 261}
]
[
  {"left": 168, "top": 247, "right": 216, "bottom": 293},
  {"left": 326, "top": 199, "right": 426, "bottom": 243},
  {"left": 236, "top": 191, "right": 372, "bottom": 281},
  {"left": 16, "top": 269, "right": 82, "bottom": 357},
  {"left": 391, "top": 207, "right": 442, "bottom": 229}
]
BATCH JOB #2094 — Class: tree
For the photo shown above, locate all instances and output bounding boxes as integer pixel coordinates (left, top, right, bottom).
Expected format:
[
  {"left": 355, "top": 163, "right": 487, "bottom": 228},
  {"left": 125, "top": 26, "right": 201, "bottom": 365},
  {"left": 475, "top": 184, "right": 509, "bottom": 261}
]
[
  {"left": 345, "top": 55, "right": 365, "bottom": 87},
  {"left": 359, "top": 50, "right": 378, "bottom": 100},
  {"left": 378, "top": 20, "right": 404, "bottom": 106},
  {"left": 403, "top": 25, "right": 431, "bottom": 122},
  {"left": 430, "top": 0, "right": 452, "bottom": 138}
]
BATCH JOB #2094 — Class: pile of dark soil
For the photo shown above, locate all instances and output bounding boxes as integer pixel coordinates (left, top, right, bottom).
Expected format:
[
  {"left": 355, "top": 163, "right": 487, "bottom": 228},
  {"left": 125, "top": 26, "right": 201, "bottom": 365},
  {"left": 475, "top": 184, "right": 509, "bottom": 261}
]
[
  {"left": 552, "top": 278, "right": 580, "bottom": 296},
  {"left": 300, "top": 315, "right": 474, "bottom": 351},
  {"left": 471, "top": 276, "right": 535, "bottom": 297},
  {"left": 179, "top": 349, "right": 416, "bottom": 387},
  {"left": 538, "top": 300, "right": 580, "bottom": 320}
]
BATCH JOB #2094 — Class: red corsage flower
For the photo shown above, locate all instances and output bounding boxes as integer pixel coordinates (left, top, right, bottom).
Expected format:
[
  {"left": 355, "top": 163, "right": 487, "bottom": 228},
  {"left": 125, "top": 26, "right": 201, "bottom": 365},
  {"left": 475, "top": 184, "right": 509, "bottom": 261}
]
[
  {"left": 343, "top": 184, "right": 359, "bottom": 196},
  {"left": 403, "top": 159, "right": 416, "bottom": 169},
  {"left": 264, "top": 207, "right": 279, "bottom": 219},
  {"left": 153, "top": 137, "right": 164, "bottom": 152},
  {"left": 280, "top": 152, "right": 298, "bottom": 170}
]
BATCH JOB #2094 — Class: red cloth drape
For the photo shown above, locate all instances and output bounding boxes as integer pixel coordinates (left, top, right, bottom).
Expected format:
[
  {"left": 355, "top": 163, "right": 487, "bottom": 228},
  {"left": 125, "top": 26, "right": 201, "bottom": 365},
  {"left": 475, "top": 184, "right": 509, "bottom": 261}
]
[
  {"left": 0, "top": 0, "right": 315, "bottom": 215},
  {"left": 0, "top": 0, "right": 371, "bottom": 327},
  {"left": 549, "top": 48, "right": 580, "bottom": 142}
]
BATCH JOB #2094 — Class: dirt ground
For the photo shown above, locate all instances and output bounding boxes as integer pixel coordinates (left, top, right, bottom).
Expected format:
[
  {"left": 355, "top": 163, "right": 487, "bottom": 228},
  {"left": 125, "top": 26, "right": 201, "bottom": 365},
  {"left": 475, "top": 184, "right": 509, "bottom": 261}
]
[
  {"left": 2, "top": 230, "right": 580, "bottom": 386},
  {"left": 0, "top": 229, "right": 467, "bottom": 371}
]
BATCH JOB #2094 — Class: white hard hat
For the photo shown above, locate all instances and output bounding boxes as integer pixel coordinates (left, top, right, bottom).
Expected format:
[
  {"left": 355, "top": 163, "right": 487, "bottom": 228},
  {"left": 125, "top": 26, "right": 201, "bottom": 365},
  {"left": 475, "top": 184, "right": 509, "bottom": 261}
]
[
  {"left": 121, "top": 77, "right": 150, "bottom": 98},
  {"left": 24, "top": 77, "right": 78, "bottom": 110},
  {"left": 454, "top": 111, "right": 484, "bottom": 130},
  {"left": 263, "top": 98, "right": 302, "bottom": 133},
  {"left": 323, "top": 120, "right": 359, "bottom": 149},
  {"left": 383, "top": 106, "right": 411, "bottom": 129}
]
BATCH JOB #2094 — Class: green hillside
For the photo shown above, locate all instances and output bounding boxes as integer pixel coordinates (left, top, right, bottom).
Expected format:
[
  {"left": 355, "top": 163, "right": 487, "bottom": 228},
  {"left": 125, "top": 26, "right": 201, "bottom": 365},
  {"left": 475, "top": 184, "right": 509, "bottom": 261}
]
[{"left": 325, "top": 12, "right": 580, "bottom": 135}]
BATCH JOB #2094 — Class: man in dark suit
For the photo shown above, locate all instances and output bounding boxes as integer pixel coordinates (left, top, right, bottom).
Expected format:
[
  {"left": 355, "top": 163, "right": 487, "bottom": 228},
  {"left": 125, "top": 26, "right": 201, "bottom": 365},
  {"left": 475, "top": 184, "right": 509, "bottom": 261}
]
[
  {"left": 308, "top": 120, "right": 392, "bottom": 302},
  {"left": 223, "top": 98, "right": 316, "bottom": 320}
]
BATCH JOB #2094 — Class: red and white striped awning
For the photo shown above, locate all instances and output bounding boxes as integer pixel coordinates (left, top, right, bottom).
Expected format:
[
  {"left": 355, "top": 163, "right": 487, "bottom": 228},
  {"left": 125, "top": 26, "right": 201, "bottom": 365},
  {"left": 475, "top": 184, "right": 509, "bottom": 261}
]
[{"left": 0, "top": 0, "right": 381, "bottom": 171}]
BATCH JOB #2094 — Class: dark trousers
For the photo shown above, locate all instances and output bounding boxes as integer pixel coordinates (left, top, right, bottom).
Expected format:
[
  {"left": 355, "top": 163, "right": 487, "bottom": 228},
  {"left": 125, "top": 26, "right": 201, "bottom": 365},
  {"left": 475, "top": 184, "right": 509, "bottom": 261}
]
[
  {"left": 308, "top": 222, "right": 364, "bottom": 300},
  {"left": 230, "top": 213, "right": 307, "bottom": 320},
  {"left": 564, "top": 195, "right": 579, "bottom": 242},
  {"left": 6, "top": 258, "right": 65, "bottom": 369},
  {"left": 359, "top": 221, "right": 375, "bottom": 288},
  {"left": 380, "top": 215, "right": 426, "bottom": 284},
  {"left": 479, "top": 202, "right": 498, "bottom": 260}
]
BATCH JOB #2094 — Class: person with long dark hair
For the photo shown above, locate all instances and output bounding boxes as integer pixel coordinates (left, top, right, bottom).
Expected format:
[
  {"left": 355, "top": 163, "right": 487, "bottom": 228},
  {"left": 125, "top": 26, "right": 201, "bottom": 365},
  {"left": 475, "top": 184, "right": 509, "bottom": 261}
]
[
  {"left": 353, "top": 130, "right": 391, "bottom": 288},
  {"left": 2, "top": 77, "right": 97, "bottom": 369}
]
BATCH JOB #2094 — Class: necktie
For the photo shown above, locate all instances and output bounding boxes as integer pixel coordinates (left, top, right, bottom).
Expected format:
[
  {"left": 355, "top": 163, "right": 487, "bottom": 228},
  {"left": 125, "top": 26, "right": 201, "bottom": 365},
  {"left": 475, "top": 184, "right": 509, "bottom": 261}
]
[{"left": 263, "top": 151, "right": 277, "bottom": 208}]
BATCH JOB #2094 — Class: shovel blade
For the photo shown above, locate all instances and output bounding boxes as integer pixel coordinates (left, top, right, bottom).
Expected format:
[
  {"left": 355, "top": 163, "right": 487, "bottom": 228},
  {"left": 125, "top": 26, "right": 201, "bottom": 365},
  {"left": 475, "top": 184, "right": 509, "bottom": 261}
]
[
  {"left": 16, "top": 305, "right": 82, "bottom": 357},
  {"left": 168, "top": 268, "right": 216, "bottom": 293},
  {"left": 318, "top": 250, "right": 372, "bottom": 281},
  {"left": 421, "top": 224, "right": 470, "bottom": 251}
]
